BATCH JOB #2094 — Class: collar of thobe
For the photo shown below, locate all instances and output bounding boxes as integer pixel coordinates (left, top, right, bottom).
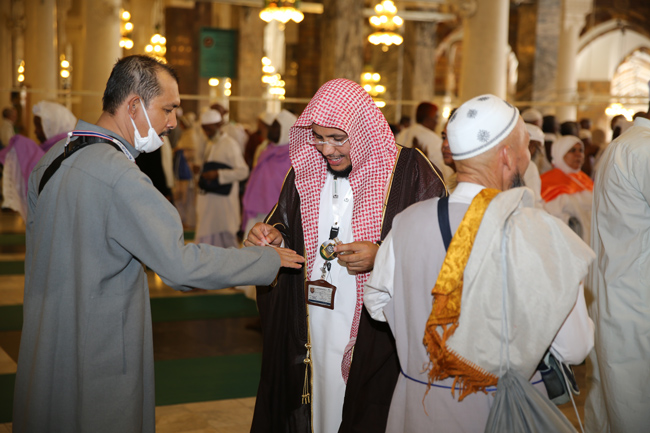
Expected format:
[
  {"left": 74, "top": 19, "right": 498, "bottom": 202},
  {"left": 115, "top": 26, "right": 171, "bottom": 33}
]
[{"left": 450, "top": 182, "right": 486, "bottom": 204}]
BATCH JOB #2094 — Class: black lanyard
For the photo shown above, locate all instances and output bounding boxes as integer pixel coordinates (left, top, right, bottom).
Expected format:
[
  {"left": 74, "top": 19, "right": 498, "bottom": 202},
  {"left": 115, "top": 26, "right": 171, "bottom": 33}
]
[{"left": 437, "top": 196, "right": 452, "bottom": 252}]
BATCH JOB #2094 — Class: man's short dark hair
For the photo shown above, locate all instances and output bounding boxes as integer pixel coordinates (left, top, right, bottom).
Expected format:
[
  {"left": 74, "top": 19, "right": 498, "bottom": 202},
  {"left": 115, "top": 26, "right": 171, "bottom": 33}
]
[
  {"left": 560, "top": 121, "right": 579, "bottom": 137},
  {"left": 2, "top": 107, "right": 14, "bottom": 119},
  {"left": 415, "top": 102, "right": 437, "bottom": 124},
  {"left": 102, "top": 55, "right": 179, "bottom": 115}
]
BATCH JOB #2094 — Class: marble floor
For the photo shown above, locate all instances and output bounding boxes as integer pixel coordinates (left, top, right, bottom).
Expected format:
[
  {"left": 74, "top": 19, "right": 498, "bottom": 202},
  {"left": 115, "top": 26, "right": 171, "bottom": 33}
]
[{"left": 0, "top": 208, "right": 588, "bottom": 432}]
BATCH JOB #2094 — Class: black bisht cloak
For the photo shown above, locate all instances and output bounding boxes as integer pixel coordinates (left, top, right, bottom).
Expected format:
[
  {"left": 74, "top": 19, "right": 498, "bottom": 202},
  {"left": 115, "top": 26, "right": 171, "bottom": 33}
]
[{"left": 251, "top": 147, "right": 447, "bottom": 433}]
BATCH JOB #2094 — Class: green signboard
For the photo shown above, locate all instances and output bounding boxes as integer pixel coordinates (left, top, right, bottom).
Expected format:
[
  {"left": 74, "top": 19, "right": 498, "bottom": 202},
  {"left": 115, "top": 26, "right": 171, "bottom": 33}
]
[{"left": 199, "top": 28, "right": 238, "bottom": 79}]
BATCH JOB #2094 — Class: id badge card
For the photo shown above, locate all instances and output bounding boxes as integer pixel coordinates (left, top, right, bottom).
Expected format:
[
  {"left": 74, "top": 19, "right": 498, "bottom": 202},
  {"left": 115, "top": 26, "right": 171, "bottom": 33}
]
[{"left": 305, "top": 279, "right": 337, "bottom": 310}]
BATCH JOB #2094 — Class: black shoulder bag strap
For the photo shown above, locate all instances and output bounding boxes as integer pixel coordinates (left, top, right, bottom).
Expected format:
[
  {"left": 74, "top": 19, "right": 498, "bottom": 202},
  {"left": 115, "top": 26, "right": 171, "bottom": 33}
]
[
  {"left": 38, "top": 136, "right": 122, "bottom": 195},
  {"left": 437, "top": 196, "right": 453, "bottom": 252}
]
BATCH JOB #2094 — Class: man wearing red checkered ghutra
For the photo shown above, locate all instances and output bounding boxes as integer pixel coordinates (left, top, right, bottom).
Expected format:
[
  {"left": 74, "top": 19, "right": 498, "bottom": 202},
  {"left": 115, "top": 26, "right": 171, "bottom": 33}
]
[{"left": 245, "top": 79, "right": 446, "bottom": 433}]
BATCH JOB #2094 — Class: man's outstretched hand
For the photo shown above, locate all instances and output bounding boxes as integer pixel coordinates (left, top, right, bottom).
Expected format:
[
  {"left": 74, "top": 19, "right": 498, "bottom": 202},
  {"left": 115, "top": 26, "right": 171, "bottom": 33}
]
[
  {"left": 244, "top": 223, "right": 303, "bottom": 269},
  {"left": 273, "top": 246, "right": 305, "bottom": 269}
]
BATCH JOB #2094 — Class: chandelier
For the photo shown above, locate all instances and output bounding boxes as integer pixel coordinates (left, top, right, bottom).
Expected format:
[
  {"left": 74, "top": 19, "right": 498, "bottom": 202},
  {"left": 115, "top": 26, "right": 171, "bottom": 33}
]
[
  {"left": 119, "top": 9, "right": 134, "bottom": 50},
  {"left": 261, "top": 57, "right": 286, "bottom": 100},
  {"left": 145, "top": 33, "right": 167, "bottom": 63},
  {"left": 361, "top": 71, "right": 386, "bottom": 107},
  {"left": 17, "top": 60, "right": 25, "bottom": 83},
  {"left": 368, "top": 1, "right": 404, "bottom": 48},
  {"left": 605, "top": 103, "right": 634, "bottom": 121},
  {"left": 260, "top": 0, "right": 304, "bottom": 24}
]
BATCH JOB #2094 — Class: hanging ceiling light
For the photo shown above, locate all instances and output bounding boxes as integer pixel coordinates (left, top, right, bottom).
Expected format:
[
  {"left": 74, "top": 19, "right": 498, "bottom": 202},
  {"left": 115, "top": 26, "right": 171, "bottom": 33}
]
[
  {"left": 260, "top": 0, "right": 304, "bottom": 24},
  {"left": 119, "top": 9, "right": 134, "bottom": 50},
  {"left": 605, "top": 103, "right": 634, "bottom": 121},
  {"left": 368, "top": 1, "right": 403, "bottom": 49},
  {"left": 361, "top": 71, "right": 387, "bottom": 107},
  {"left": 17, "top": 60, "right": 25, "bottom": 83},
  {"left": 261, "top": 57, "right": 286, "bottom": 100},
  {"left": 145, "top": 33, "right": 167, "bottom": 63}
]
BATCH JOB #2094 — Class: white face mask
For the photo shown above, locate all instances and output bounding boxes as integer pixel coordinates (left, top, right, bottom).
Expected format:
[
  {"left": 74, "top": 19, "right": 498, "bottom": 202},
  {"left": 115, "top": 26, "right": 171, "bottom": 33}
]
[{"left": 129, "top": 100, "right": 164, "bottom": 153}]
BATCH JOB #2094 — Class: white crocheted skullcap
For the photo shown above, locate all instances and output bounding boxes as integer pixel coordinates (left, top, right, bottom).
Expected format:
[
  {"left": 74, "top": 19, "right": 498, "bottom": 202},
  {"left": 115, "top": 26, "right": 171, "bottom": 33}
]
[
  {"left": 447, "top": 94, "right": 520, "bottom": 161},
  {"left": 258, "top": 111, "right": 276, "bottom": 126},
  {"left": 579, "top": 129, "right": 592, "bottom": 140},
  {"left": 200, "top": 109, "right": 222, "bottom": 125},
  {"left": 521, "top": 108, "right": 543, "bottom": 124},
  {"left": 525, "top": 123, "right": 544, "bottom": 144}
]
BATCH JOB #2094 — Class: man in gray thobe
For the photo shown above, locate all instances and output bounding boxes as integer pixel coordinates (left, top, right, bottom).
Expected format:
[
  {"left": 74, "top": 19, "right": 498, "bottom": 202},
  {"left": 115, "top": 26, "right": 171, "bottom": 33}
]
[
  {"left": 12, "top": 55, "right": 304, "bottom": 433},
  {"left": 585, "top": 112, "right": 650, "bottom": 433}
]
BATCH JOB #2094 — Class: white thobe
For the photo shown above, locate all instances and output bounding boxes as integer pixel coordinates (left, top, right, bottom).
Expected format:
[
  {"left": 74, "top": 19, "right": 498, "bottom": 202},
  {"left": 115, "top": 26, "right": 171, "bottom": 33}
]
[
  {"left": 0, "top": 118, "right": 14, "bottom": 147},
  {"left": 365, "top": 182, "right": 594, "bottom": 432},
  {"left": 586, "top": 116, "right": 650, "bottom": 433},
  {"left": 396, "top": 123, "right": 454, "bottom": 181},
  {"left": 195, "top": 132, "right": 249, "bottom": 247},
  {"left": 309, "top": 173, "right": 357, "bottom": 433},
  {"left": 523, "top": 161, "right": 544, "bottom": 208},
  {"left": 1, "top": 147, "right": 27, "bottom": 220},
  {"left": 543, "top": 188, "right": 592, "bottom": 245}
]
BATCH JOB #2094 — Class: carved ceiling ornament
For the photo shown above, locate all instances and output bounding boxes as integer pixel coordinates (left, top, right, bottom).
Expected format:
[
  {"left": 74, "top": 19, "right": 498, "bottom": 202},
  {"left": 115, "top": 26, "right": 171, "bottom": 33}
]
[{"left": 456, "top": 0, "right": 477, "bottom": 18}]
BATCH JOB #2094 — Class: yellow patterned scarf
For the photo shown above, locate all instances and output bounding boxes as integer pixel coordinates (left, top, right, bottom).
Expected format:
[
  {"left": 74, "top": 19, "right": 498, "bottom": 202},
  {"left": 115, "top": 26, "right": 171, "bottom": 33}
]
[{"left": 423, "top": 188, "right": 500, "bottom": 401}]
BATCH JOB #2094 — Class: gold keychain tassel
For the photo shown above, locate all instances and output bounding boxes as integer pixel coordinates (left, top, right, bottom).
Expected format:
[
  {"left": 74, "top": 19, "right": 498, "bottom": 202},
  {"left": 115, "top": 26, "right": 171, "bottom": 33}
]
[{"left": 302, "top": 343, "right": 312, "bottom": 404}]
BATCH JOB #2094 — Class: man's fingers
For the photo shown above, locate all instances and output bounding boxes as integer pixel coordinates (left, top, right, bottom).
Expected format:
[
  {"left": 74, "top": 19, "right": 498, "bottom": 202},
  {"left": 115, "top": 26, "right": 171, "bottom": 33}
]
[
  {"left": 335, "top": 241, "right": 368, "bottom": 253},
  {"left": 277, "top": 248, "right": 305, "bottom": 269},
  {"left": 337, "top": 252, "right": 361, "bottom": 263}
]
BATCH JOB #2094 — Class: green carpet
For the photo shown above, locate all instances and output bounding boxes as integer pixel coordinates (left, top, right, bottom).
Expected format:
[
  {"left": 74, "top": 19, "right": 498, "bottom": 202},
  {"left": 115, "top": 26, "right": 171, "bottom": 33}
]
[
  {"left": 155, "top": 353, "right": 261, "bottom": 405},
  {"left": 0, "top": 374, "right": 13, "bottom": 423},
  {"left": 0, "top": 261, "right": 24, "bottom": 275},
  {"left": 150, "top": 294, "right": 258, "bottom": 323},
  {"left": 0, "top": 305, "right": 22, "bottom": 331},
  {"left": 0, "top": 233, "right": 25, "bottom": 246},
  {"left": 0, "top": 353, "right": 261, "bottom": 423},
  {"left": 0, "top": 293, "right": 258, "bottom": 331}
]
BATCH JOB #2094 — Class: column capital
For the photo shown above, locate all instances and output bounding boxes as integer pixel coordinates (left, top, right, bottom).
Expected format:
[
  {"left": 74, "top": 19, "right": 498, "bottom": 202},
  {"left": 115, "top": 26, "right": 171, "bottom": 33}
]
[
  {"left": 562, "top": 0, "right": 591, "bottom": 28},
  {"left": 9, "top": 0, "right": 26, "bottom": 33}
]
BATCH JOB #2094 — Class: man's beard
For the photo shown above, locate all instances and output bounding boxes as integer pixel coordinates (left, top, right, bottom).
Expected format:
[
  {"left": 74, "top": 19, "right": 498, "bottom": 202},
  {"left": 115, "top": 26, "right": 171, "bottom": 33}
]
[
  {"left": 509, "top": 171, "right": 526, "bottom": 189},
  {"left": 326, "top": 162, "right": 353, "bottom": 178}
]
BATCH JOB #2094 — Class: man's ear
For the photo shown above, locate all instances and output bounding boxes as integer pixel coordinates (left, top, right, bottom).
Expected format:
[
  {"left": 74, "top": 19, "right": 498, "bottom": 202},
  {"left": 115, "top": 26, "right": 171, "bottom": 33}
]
[
  {"left": 127, "top": 97, "right": 140, "bottom": 118},
  {"left": 501, "top": 144, "right": 516, "bottom": 171}
]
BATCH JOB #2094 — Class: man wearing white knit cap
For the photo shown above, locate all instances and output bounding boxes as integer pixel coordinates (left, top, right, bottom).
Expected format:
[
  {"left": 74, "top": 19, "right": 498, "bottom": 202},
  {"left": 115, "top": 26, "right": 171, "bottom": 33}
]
[
  {"left": 195, "top": 108, "right": 249, "bottom": 248},
  {"left": 365, "top": 93, "right": 594, "bottom": 432}
]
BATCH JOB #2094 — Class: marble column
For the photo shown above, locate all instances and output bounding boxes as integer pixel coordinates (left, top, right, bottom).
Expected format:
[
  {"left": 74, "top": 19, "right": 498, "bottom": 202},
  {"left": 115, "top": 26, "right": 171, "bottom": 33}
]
[
  {"left": 459, "top": 0, "right": 510, "bottom": 101},
  {"left": 319, "top": 0, "right": 364, "bottom": 84},
  {"left": 0, "top": 1, "right": 13, "bottom": 106},
  {"left": 531, "top": 0, "right": 560, "bottom": 106},
  {"left": 555, "top": 0, "right": 591, "bottom": 122},
  {"left": 514, "top": 3, "right": 538, "bottom": 102},
  {"left": 130, "top": 0, "right": 155, "bottom": 55},
  {"left": 406, "top": 21, "right": 437, "bottom": 103},
  {"left": 237, "top": 6, "right": 265, "bottom": 126},
  {"left": 80, "top": 0, "right": 121, "bottom": 123},
  {"left": 24, "top": 0, "right": 58, "bottom": 105}
]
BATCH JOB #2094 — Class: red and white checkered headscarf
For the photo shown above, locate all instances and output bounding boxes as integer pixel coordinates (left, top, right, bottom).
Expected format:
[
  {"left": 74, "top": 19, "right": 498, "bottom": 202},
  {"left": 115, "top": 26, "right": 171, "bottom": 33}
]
[{"left": 290, "top": 78, "right": 398, "bottom": 382}]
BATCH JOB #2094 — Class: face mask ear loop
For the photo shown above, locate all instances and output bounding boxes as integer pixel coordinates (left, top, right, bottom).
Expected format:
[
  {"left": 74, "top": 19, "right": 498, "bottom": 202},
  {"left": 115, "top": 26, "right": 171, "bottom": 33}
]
[{"left": 139, "top": 100, "right": 154, "bottom": 128}]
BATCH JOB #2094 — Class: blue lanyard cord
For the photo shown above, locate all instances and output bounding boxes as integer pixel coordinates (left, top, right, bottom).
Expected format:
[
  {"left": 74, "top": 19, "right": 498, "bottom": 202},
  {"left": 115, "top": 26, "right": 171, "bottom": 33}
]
[
  {"left": 399, "top": 367, "right": 542, "bottom": 392},
  {"left": 67, "top": 131, "right": 135, "bottom": 162}
]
